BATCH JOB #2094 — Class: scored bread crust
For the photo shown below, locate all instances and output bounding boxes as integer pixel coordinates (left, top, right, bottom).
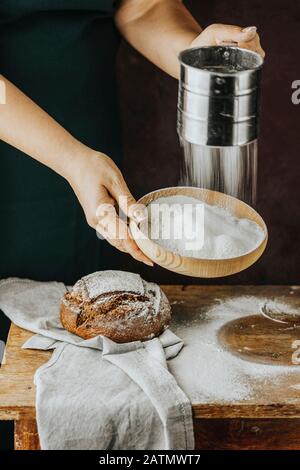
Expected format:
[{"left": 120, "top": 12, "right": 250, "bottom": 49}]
[{"left": 60, "top": 273, "right": 171, "bottom": 343}]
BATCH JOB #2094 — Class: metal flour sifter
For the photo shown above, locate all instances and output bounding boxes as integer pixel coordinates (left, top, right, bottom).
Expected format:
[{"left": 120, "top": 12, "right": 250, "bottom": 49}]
[{"left": 177, "top": 46, "right": 264, "bottom": 206}]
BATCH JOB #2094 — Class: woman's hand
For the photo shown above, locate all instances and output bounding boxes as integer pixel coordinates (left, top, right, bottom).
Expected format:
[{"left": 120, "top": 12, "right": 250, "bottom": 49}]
[
  {"left": 115, "top": 2, "right": 265, "bottom": 78},
  {"left": 189, "top": 24, "right": 265, "bottom": 58},
  {"left": 68, "top": 151, "right": 153, "bottom": 266},
  {"left": 0, "top": 76, "right": 152, "bottom": 266}
]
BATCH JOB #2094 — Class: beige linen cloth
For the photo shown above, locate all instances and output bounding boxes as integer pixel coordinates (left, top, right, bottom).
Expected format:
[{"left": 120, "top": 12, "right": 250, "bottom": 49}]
[{"left": 0, "top": 278, "right": 194, "bottom": 450}]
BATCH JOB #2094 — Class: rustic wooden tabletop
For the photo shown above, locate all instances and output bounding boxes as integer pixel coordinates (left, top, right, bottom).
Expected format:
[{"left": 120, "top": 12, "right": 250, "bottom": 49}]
[{"left": 1, "top": 285, "right": 300, "bottom": 449}]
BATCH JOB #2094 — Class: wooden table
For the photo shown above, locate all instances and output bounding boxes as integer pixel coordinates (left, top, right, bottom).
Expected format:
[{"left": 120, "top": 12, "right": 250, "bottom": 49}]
[{"left": 1, "top": 285, "right": 300, "bottom": 450}]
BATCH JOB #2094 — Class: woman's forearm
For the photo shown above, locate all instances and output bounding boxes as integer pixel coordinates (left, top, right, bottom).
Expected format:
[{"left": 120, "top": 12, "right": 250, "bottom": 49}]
[
  {"left": 0, "top": 74, "right": 91, "bottom": 180},
  {"left": 115, "top": 0, "right": 202, "bottom": 79},
  {"left": 0, "top": 75, "right": 152, "bottom": 264}
]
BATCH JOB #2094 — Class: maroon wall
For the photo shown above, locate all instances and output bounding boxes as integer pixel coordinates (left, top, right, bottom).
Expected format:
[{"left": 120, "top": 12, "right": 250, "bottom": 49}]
[{"left": 117, "top": 0, "right": 300, "bottom": 285}]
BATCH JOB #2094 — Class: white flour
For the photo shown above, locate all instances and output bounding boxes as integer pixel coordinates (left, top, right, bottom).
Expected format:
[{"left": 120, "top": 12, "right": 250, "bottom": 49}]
[
  {"left": 147, "top": 195, "right": 265, "bottom": 259},
  {"left": 180, "top": 140, "right": 258, "bottom": 207},
  {"left": 73, "top": 270, "right": 144, "bottom": 301},
  {"left": 168, "top": 295, "right": 300, "bottom": 404}
]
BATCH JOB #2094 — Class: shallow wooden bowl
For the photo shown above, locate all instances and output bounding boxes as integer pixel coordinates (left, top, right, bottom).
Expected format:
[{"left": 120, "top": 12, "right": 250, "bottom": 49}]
[{"left": 129, "top": 187, "right": 268, "bottom": 278}]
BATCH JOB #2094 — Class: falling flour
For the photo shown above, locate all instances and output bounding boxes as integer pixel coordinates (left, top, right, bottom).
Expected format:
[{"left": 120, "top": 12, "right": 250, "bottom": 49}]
[
  {"left": 168, "top": 295, "right": 300, "bottom": 404},
  {"left": 180, "top": 140, "right": 258, "bottom": 207},
  {"left": 147, "top": 195, "right": 265, "bottom": 259}
]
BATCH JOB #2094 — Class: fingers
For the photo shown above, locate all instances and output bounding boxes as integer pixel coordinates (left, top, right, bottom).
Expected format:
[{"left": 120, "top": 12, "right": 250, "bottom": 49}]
[
  {"left": 95, "top": 190, "right": 153, "bottom": 267},
  {"left": 237, "top": 37, "right": 265, "bottom": 58},
  {"left": 108, "top": 168, "right": 148, "bottom": 225},
  {"left": 192, "top": 24, "right": 265, "bottom": 59},
  {"left": 214, "top": 24, "right": 256, "bottom": 45},
  {"left": 76, "top": 153, "right": 153, "bottom": 266},
  {"left": 85, "top": 187, "right": 115, "bottom": 228},
  {"left": 124, "top": 235, "right": 154, "bottom": 266},
  {"left": 100, "top": 155, "right": 147, "bottom": 222},
  {"left": 96, "top": 214, "right": 154, "bottom": 266},
  {"left": 234, "top": 26, "right": 258, "bottom": 43},
  {"left": 108, "top": 171, "right": 137, "bottom": 219},
  {"left": 234, "top": 26, "right": 265, "bottom": 58}
]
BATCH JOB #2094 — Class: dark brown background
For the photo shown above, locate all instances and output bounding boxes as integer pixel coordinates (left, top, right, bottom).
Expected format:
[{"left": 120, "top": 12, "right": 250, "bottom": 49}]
[
  {"left": 117, "top": 0, "right": 300, "bottom": 285},
  {"left": 0, "top": 0, "right": 299, "bottom": 451}
]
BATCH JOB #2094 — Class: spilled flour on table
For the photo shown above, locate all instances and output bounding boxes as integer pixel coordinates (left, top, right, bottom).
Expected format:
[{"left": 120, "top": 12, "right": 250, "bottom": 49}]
[{"left": 168, "top": 295, "right": 300, "bottom": 404}]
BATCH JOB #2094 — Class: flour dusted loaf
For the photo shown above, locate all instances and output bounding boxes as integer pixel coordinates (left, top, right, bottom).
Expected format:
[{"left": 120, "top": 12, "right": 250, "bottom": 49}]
[{"left": 60, "top": 270, "right": 171, "bottom": 343}]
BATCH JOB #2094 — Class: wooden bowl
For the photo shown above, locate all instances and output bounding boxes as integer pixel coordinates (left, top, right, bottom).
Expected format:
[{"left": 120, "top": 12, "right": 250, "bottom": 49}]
[{"left": 129, "top": 187, "right": 268, "bottom": 278}]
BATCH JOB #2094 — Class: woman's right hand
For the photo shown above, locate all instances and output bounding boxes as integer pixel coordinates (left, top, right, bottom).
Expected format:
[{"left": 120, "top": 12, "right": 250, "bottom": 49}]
[{"left": 67, "top": 150, "right": 153, "bottom": 266}]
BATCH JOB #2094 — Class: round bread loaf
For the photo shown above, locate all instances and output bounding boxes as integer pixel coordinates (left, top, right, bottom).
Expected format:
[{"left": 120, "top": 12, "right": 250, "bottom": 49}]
[{"left": 60, "top": 270, "right": 171, "bottom": 343}]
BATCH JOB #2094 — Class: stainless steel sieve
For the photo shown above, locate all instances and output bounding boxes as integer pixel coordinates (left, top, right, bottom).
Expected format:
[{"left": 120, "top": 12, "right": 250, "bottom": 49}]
[{"left": 177, "top": 46, "right": 264, "bottom": 147}]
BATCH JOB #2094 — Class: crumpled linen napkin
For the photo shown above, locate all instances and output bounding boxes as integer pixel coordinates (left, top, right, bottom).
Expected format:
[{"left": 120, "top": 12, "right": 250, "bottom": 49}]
[{"left": 0, "top": 278, "right": 194, "bottom": 450}]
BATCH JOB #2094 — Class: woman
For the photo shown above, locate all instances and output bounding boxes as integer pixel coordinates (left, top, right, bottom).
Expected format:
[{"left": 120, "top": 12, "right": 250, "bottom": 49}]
[
  {"left": 0, "top": 0, "right": 264, "bottom": 449},
  {"left": 0, "top": 0, "right": 264, "bottom": 285}
]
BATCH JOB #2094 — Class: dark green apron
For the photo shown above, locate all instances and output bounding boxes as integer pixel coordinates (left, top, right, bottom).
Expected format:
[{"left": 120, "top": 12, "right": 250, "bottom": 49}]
[
  {"left": 0, "top": 2, "right": 124, "bottom": 447},
  {"left": 0, "top": 0, "right": 122, "bottom": 285}
]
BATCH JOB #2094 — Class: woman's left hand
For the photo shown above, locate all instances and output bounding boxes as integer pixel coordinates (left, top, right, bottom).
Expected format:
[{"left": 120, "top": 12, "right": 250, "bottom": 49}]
[{"left": 189, "top": 24, "right": 265, "bottom": 58}]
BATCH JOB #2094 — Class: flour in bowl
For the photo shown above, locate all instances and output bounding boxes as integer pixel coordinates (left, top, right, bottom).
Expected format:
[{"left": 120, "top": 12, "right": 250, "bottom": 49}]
[{"left": 146, "top": 195, "right": 265, "bottom": 259}]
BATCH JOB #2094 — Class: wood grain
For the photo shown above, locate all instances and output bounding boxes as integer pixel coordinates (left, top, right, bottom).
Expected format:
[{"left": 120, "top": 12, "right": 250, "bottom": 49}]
[
  {"left": 193, "top": 418, "right": 300, "bottom": 450},
  {"left": 0, "top": 285, "right": 300, "bottom": 423},
  {"left": 130, "top": 187, "right": 268, "bottom": 278},
  {"left": 12, "top": 417, "right": 300, "bottom": 450},
  {"left": 14, "top": 420, "right": 40, "bottom": 450},
  {"left": 0, "top": 325, "right": 51, "bottom": 419},
  {"left": 218, "top": 314, "right": 300, "bottom": 366}
]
